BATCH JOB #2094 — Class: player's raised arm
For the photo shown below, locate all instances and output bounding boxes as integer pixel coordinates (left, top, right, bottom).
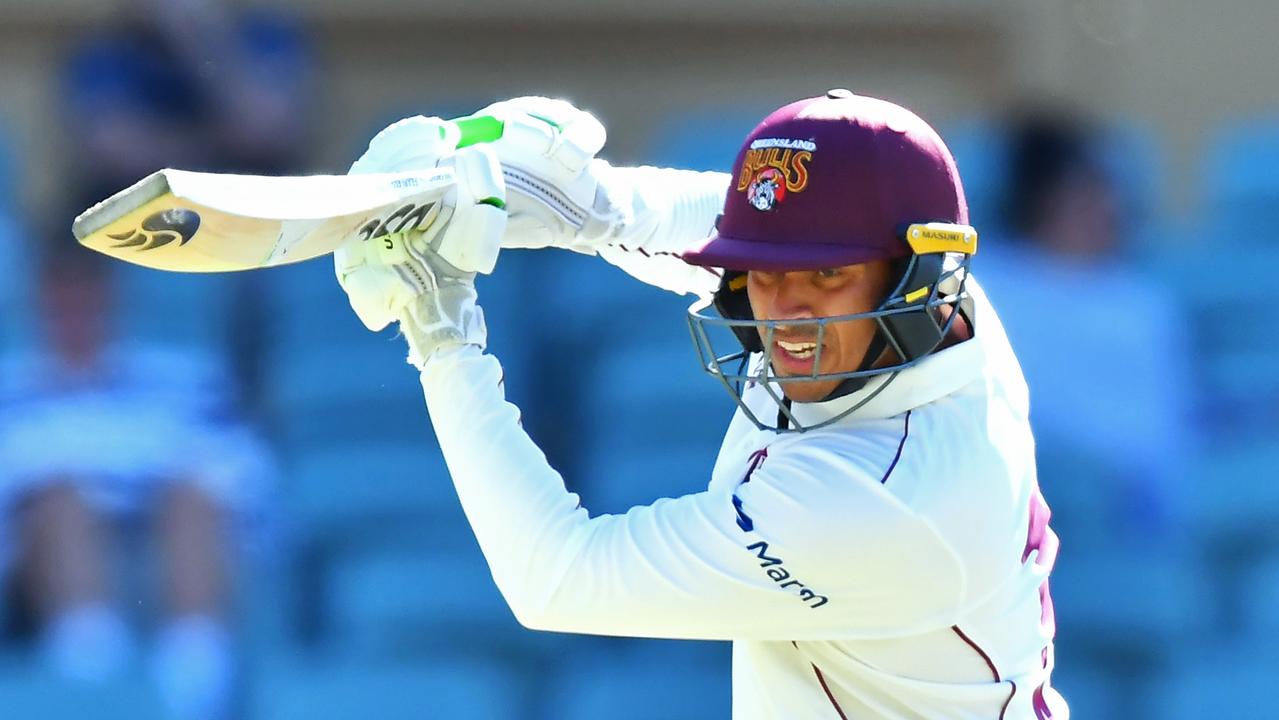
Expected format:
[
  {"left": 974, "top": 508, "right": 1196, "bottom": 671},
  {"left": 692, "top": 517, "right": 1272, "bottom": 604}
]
[
  {"left": 417, "top": 343, "right": 969, "bottom": 640},
  {"left": 354, "top": 97, "right": 729, "bottom": 297}
]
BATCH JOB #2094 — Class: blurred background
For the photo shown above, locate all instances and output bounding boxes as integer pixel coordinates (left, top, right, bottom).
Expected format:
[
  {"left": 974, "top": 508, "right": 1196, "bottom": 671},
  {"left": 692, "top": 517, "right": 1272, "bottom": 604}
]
[{"left": 0, "top": 0, "right": 1276, "bottom": 718}]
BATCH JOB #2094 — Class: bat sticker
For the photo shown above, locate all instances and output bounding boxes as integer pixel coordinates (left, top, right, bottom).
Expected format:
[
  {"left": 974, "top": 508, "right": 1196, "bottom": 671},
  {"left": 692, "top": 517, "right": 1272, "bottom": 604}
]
[
  {"left": 107, "top": 208, "right": 202, "bottom": 251},
  {"left": 356, "top": 201, "right": 436, "bottom": 242}
]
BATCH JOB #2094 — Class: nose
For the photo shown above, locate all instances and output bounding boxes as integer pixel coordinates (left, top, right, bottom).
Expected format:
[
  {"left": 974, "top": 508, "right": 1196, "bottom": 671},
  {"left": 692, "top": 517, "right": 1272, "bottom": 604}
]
[{"left": 770, "top": 272, "right": 816, "bottom": 321}]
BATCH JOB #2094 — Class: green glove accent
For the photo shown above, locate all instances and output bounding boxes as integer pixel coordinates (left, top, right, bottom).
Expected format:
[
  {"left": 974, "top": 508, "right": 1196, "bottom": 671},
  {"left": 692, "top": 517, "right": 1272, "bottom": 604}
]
[{"left": 452, "top": 115, "right": 505, "bottom": 148}]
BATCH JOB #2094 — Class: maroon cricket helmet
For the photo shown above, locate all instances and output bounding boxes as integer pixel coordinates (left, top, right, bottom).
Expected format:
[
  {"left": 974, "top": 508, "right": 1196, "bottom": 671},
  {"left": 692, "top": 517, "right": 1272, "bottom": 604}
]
[{"left": 682, "top": 89, "right": 968, "bottom": 272}]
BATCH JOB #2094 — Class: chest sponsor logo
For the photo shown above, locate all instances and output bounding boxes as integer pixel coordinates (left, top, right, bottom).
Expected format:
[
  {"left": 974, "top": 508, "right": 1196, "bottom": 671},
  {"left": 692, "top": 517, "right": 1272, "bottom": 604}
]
[
  {"left": 747, "top": 541, "right": 829, "bottom": 609},
  {"left": 732, "top": 447, "right": 828, "bottom": 608}
]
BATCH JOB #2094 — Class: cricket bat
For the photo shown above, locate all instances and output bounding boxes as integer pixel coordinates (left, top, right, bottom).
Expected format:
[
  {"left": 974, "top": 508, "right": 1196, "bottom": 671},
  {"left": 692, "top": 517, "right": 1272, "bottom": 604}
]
[{"left": 71, "top": 116, "right": 505, "bottom": 273}]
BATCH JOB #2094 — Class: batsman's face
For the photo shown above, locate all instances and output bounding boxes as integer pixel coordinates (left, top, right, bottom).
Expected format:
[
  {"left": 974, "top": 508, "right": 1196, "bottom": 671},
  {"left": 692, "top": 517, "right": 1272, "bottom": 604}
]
[{"left": 747, "top": 261, "right": 892, "bottom": 403}]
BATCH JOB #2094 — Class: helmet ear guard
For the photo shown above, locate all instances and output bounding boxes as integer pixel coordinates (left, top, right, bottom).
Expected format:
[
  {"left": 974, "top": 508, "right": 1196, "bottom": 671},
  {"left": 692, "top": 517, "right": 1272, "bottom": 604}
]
[
  {"left": 713, "top": 271, "right": 763, "bottom": 353},
  {"left": 876, "top": 252, "right": 957, "bottom": 362},
  {"left": 881, "top": 221, "right": 977, "bottom": 361}
]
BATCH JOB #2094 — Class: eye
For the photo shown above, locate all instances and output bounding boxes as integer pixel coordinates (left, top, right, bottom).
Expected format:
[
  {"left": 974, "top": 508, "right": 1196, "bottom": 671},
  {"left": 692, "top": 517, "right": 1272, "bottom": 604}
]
[
  {"left": 817, "top": 268, "right": 841, "bottom": 279},
  {"left": 749, "top": 271, "right": 782, "bottom": 286}
]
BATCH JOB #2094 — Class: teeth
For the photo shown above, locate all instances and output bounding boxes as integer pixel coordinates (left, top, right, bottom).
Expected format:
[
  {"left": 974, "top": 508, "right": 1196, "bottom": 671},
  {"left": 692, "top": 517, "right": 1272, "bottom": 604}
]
[{"left": 777, "top": 340, "right": 818, "bottom": 358}]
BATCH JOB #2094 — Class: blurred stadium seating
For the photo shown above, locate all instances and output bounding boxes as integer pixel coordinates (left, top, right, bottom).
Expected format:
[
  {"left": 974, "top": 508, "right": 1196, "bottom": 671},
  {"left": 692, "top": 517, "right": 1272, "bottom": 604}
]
[
  {"left": 3, "top": 3, "right": 1279, "bottom": 716},
  {"left": 1180, "top": 120, "right": 1279, "bottom": 437},
  {"left": 0, "top": 127, "right": 32, "bottom": 350},
  {"left": 546, "top": 639, "right": 731, "bottom": 720},
  {"left": 0, "top": 660, "right": 166, "bottom": 720},
  {"left": 6, "top": 112, "right": 1279, "bottom": 719},
  {"left": 644, "top": 106, "right": 773, "bottom": 173},
  {"left": 249, "top": 655, "right": 526, "bottom": 720},
  {"left": 940, "top": 119, "right": 1011, "bottom": 237}
]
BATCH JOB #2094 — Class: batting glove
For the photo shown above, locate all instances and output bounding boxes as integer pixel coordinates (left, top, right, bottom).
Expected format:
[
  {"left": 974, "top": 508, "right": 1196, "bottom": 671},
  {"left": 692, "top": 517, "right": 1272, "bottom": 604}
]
[
  {"left": 335, "top": 137, "right": 503, "bottom": 367},
  {"left": 462, "top": 97, "right": 729, "bottom": 297},
  {"left": 457, "top": 96, "right": 626, "bottom": 253},
  {"left": 396, "top": 236, "right": 488, "bottom": 369}
]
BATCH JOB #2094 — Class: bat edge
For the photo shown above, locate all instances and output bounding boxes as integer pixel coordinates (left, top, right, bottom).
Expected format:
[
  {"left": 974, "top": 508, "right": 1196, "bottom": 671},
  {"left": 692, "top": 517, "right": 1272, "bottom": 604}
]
[{"left": 71, "top": 170, "right": 173, "bottom": 242}]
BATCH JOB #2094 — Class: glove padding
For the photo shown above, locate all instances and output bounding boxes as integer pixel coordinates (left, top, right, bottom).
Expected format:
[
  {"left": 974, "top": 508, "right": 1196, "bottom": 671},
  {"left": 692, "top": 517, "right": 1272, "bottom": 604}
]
[
  {"left": 336, "top": 132, "right": 506, "bottom": 332},
  {"left": 395, "top": 238, "right": 487, "bottom": 369},
  {"left": 339, "top": 228, "right": 487, "bottom": 368},
  {"left": 457, "top": 97, "right": 626, "bottom": 252}
]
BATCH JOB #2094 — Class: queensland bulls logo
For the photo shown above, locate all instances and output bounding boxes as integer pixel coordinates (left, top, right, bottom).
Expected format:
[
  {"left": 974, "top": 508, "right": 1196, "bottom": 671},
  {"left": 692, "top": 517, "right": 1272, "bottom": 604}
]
[
  {"left": 108, "top": 208, "right": 201, "bottom": 251},
  {"left": 736, "top": 138, "right": 816, "bottom": 213},
  {"left": 747, "top": 168, "right": 785, "bottom": 211}
]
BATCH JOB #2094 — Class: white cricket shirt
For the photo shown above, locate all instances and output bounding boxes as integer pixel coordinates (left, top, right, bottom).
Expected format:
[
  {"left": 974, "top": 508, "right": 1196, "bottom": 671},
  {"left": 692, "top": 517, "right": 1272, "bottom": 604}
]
[{"left": 418, "top": 276, "right": 1066, "bottom": 719}]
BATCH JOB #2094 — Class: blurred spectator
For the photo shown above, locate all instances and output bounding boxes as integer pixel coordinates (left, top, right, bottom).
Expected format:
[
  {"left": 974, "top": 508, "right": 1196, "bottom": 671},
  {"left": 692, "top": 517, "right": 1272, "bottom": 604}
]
[
  {"left": 976, "top": 112, "right": 1195, "bottom": 543},
  {"left": 0, "top": 246, "right": 274, "bottom": 720},
  {"left": 62, "top": 0, "right": 314, "bottom": 212},
  {"left": 58, "top": 0, "right": 315, "bottom": 405}
]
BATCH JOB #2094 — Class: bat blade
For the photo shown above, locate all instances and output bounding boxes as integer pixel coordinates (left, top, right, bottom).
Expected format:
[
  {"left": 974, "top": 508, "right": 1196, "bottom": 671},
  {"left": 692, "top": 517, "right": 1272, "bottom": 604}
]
[{"left": 72, "top": 168, "right": 457, "bottom": 273}]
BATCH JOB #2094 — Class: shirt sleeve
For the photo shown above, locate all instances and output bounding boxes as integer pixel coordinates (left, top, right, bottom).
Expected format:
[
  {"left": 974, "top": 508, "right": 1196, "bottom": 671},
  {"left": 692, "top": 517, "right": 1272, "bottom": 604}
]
[
  {"left": 588, "top": 163, "right": 729, "bottom": 298},
  {"left": 420, "top": 345, "right": 967, "bottom": 640}
]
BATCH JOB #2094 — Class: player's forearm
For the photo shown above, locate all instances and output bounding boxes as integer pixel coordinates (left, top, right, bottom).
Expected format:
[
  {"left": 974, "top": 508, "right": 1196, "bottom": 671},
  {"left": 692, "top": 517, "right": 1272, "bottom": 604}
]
[
  {"left": 587, "top": 164, "right": 728, "bottom": 296},
  {"left": 418, "top": 345, "right": 591, "bottom": 622},
  {"left": 501, "top": 159, "right": 728, "bottom": 296},
  {"left": 592, "top": 163, "right": 729, "bottom": 256}
]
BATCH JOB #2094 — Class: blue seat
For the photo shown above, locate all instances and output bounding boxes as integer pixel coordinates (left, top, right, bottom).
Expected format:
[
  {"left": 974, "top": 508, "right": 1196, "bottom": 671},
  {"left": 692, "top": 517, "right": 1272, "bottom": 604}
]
[
  {"left": 0, "top": 211, "right": 30, "bottom": 349},
  {"left": 250, "top": 655, "right": 524, "bottom": 720},
  {"left": 548, "top": 252, "right": 733, "bottom": 514},
  {"left": 1160, "top": 124, "right": 1279, "bottom": 437},
  {"left": 548, "top": 639, "right": 731, "bottom": 720},
  {"left": 1048, "top": 543, "right": 1210, "bottom": 656},
  {"left": 0, "top": 659, "right": 165, "bottom": 720},
  {"left": 940, "top": 118, "right": 1009, "bottom": 236},
  {"left": 0, "top": 128, "right": 34, "bottom": 350},
  {"left": 1044, "top": 660, "right": 1123, "bottom": 720},
  {"left": 1168, "top": 235, "right": 1279, "bottom": 437},
  {"left": 265, "top": 340, "right": 432, "bottom": 453},
  {"left": 111, "top": 263, "right": 243, "bottom": 355},
  {"left": 323, "top": 542, "right": 518, "bottom": 657},
  {"left": 258, "top": 249, "right": 548, "bottom": 454},
  {"left": 1051, "top": 561, "right": 1195, "bottom": 720},
  {"left": 1241, "top": 550, "right": 1279, "bottom": 637},
  {"left": 575, "top": 337, "right": 732, "bottom": 515},
  {"left": 1152, "top": 641, "right": 1279, "bottom": 720},
  {"left": 1185, "top": 442, "right": 1279, "bottom": 596},
  {"left": 1096, "top": 122, "right": 1165, "bottom": 231},
  {"left": 1206, "top": 118, "right": 1279, "bottom": 207},
  {"left": 642, "top": 106, "right": 774, "bottom": 172},
  {"left": 474, "top": 247, "right": 552, "bottom": 394},
  {"left": 258, "top": 256, "right": 384, "bottom": 362},
  {"left": 257, "top": 259, "right": 436, "bottom": 451},
  {"left": 284, "top": 442, "right": 458, "bottom": 544}
]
